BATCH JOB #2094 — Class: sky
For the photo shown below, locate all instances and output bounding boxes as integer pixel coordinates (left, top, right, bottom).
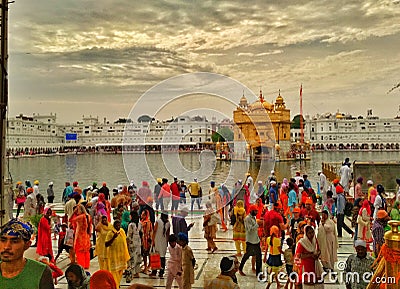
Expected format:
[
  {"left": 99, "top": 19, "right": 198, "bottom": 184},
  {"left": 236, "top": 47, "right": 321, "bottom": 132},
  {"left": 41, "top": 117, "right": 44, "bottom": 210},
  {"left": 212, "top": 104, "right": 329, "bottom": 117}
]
[{"left": 7, "top": 0, "right": 400, "bottom": 123}]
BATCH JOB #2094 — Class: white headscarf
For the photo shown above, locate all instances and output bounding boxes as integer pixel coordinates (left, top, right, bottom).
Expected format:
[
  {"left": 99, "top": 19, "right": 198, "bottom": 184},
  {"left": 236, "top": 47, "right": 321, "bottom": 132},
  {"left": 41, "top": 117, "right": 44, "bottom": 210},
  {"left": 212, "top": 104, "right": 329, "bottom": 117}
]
[{"left": 298, "top": 225, "right": 324, "bottom": 278}]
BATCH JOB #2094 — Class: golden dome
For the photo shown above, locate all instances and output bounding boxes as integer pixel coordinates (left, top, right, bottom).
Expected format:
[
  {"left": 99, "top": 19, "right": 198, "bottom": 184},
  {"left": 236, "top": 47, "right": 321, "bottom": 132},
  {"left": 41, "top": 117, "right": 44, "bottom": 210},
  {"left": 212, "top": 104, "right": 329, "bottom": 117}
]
[
  {"left": 276, "top": 95, "right": 284, "bottom": 104},
  {"left": 274, "top": 90, "right": 286, "bottom": 110},
  {"left": 249, "top": 100, "right": 263, "bottom": 110},
  {"left": 335, "top": 111, "right": 343, "bottom": 119},
  {"left": 239, "top": 93, "right": 248, "bottom": 108},
  {"left": 249, "top": 100, "right": 274, "bottom": 111},
  {"left": 263, "top": 101, "right": 274, "bottom": 110}
]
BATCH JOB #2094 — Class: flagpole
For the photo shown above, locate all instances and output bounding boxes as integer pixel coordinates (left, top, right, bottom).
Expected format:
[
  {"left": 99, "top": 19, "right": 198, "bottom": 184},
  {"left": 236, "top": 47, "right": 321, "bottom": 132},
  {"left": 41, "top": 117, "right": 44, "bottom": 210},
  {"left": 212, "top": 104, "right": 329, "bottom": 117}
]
[
  {"left": 0, "top": 0, "right": 9, "bottom": 225},
  {"left": 300, "top": 84, "right": 304, "bottom": 145}
]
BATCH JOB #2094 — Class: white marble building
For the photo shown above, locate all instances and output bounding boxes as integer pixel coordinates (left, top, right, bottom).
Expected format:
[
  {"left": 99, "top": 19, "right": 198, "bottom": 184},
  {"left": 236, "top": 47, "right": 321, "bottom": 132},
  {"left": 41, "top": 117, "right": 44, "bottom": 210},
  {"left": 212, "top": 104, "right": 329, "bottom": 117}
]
[
  {"left": 6, "top": 113, "right": 218, "bottom": 152},
  {"left": 304, "top": 108, "right": 400, "bottom": 150}
]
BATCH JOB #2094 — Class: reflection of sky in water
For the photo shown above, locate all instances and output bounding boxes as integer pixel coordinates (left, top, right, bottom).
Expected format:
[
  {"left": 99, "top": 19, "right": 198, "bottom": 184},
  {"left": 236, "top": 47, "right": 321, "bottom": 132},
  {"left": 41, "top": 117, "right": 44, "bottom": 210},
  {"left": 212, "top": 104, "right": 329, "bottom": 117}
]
[
  {"left": 65, "top": 155, "right": 77, "bottom": 181},
  {"left": 8, "top": 151, "right": 398, "bottom": 203}
]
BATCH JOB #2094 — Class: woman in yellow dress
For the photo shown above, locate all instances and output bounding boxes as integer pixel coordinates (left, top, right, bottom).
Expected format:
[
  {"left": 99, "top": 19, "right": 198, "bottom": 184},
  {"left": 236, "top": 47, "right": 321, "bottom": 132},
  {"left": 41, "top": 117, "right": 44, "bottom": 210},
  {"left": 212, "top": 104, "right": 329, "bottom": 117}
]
[
  {"left": 232, "top": 200, "right": 246, "bottom": 256},
  {"left": 95, "top": 215, "right": 113, "bottom": 270},
  {"left": 105, "top": 219, "right": 130, "bottom": 288}
]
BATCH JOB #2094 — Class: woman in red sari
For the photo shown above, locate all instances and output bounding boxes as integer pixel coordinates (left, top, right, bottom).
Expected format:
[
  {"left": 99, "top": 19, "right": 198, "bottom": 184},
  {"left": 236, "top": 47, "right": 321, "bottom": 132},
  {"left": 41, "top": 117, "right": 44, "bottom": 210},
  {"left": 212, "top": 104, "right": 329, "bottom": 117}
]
[
  {"left": 36, "top": 207, "right": 54, "bottom": 261},
  {"left": 70, "top": 204, "right": 92, "bottom": 269},
  {"left": 295, "top": 225, "right": 324, "bottom": 289}
]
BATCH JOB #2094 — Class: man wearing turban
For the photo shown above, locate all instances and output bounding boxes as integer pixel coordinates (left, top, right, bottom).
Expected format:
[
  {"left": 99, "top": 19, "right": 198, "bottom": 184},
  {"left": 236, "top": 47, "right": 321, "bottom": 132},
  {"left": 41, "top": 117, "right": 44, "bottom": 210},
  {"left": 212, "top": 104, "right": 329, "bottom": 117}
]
[{"left": 0, "top": 219, "right": 54, "bottom": 289}]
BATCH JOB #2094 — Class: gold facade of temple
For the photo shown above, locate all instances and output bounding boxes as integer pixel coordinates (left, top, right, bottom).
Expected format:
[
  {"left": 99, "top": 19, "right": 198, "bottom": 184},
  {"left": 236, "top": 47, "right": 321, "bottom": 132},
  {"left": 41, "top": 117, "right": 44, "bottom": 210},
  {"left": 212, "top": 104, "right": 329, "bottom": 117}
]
[{"left": 233, "top": 90, "right": 291, "bottom": 158}]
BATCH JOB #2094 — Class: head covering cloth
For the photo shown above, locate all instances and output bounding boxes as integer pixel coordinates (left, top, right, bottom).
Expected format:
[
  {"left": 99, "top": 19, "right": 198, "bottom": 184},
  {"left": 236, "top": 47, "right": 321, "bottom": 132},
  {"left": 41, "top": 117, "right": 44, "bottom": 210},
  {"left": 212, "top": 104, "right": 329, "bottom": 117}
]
[
  {"left": 178, "top": 232, "right": 189, "bottom": 243},
  {"left": 90, "top": 270, "right": 116, "bottom": 289},
  {"left": 0, "top": 219, "right": 34, "bottom": 241},
  {"left": 354, "top": 239, "right": 366, "bottom": 248},
  {"left": 359, "top": 200, "right": 371, "bottom": 216},
  {"left": 220, "top": 256, "right": 236, "bottom": 273}
]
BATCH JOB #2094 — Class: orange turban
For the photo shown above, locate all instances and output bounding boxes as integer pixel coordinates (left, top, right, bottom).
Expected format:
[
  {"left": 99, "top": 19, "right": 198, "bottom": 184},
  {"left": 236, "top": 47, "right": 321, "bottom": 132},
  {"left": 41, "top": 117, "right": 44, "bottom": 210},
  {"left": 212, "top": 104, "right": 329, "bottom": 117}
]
[
  {"left": 305, "top": 199, "right": 313, "bottom": 205},
  {"left": 377, "top": 210, "right": 388, "bottom": 219}
]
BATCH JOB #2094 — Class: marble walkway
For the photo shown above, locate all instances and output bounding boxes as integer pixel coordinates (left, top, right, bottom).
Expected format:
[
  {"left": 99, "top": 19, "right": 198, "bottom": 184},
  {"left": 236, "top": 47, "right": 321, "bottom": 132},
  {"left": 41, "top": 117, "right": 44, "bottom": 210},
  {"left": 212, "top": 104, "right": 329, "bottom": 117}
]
[{"left": 24, "top": 213, "right": 355, "bottom": 289}]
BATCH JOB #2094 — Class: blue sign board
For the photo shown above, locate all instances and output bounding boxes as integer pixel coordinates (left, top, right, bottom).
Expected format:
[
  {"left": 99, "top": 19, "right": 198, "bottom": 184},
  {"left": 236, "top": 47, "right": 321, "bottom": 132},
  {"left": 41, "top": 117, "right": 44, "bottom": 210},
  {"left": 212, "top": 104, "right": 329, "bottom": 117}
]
[{"left": 65, "top": 133, "right": 78, "bottom": 141}]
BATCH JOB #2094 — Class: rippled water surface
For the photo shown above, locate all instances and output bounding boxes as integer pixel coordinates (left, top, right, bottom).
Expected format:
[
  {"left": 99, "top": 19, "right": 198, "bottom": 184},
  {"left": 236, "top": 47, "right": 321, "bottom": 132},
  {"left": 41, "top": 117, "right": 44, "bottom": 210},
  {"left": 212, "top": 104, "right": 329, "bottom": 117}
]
[{"left": 8, "top": 151, "right": 398, "bottom": 203}]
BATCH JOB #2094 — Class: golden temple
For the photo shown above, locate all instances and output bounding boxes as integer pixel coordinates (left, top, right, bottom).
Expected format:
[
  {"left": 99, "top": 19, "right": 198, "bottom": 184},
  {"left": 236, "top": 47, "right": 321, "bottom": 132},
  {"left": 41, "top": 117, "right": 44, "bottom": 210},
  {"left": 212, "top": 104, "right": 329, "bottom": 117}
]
[{"left": 233, "top": 89, "right": 291, "bottom": 160}]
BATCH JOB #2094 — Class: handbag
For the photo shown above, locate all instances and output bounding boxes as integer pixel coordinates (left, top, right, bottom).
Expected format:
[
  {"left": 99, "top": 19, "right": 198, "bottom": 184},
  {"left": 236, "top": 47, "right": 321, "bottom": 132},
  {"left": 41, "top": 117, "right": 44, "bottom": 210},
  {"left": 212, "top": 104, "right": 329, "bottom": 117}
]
[
  {"left": 16, "top": 195, "right": 26, "bottom": 205},
  {"left": 150, "top": 246, "right": 161, "bottom": 270}
]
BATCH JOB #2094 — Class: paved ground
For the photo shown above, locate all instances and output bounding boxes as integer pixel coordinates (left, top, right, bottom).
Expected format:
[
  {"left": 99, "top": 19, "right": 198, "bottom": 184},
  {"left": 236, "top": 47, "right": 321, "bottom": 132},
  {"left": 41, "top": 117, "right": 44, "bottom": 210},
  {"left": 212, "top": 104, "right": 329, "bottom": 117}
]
[{"left": 24, "top": 212, "right": 355, "bottom": 289}]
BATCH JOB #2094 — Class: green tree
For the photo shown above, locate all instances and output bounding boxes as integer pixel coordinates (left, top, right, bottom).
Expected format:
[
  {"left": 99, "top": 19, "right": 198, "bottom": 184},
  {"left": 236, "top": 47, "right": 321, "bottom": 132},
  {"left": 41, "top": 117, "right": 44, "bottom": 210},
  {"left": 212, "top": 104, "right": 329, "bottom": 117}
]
[
  {"left": 291, "top": 114, "right": 305, "bottom": 129},
  {"left": 212, "top": 127, "right": 233, "bottom": 142}
]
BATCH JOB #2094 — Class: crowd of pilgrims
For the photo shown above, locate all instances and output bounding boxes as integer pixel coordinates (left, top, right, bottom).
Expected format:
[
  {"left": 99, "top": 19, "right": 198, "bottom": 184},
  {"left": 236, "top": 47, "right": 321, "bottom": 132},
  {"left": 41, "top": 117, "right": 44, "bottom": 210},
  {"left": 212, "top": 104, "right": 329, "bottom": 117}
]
[{"left": 9, "top": 162, "right": 400, "bottom": 289}]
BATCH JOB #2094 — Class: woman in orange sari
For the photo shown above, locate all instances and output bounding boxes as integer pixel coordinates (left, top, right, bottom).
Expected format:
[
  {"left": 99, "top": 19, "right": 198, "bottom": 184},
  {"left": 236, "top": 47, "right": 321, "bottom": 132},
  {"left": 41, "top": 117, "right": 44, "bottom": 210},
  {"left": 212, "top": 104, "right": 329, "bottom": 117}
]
[
  {"left": 140, "top": 209, "right": 153, "bottom": 273},
  {"left": 280, "top": 184, "right": 290, "bottom": 220},
  {"left": 70, "top": 204, "right": 92, "bottom": 269}
]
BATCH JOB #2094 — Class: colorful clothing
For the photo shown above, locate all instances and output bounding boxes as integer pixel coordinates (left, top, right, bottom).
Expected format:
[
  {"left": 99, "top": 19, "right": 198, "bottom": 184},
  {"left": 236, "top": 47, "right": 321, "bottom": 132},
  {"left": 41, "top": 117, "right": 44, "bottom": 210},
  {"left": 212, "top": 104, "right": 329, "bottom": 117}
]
[
  {"left": 264, "top": 209, "right": 283, "bottom": 237},
  {"left": 372, "top": 220, "right": 385, "bottom": 256},
  {"left": 204, "top": 274, "right": 240, "bottom": 289},
  {"left": 24, "top": 194, "right": 37, "bottom": 220},
  {"left": 317, "top": 218, "right": 338, "bottom": 270},
  {"left": 166, "top": 244, "right": 183, "bottom": 289},
  {"left": 390, "top": 201, "right": 400, "bottom": 221},
  {"left": 181, "top": 245, "right": 195, "bottom": 289},
  {"left": 95, "top": 222, "right": 113, "bottom": 270},
  {"left": 357, "top": 201, "right": 372, "bottom": 242},
  {"left": 140, "top": 210, "right": 153, "bottom": 256},
  {"left": 71, "top": 213, "right": 91, "bottom": 269},
  {"left": 0, "top": 258, "right": 54, "bottom": 289},
  {"left": 232, "top": 201, "right": 246, "bottom": 241},
  {"left": 266, "top": 236, "right": 283, "bottom": 273},
  {"left": 300, "top": 208, "right": 321, "bottom": 227},
  {"left": 295, "top": 231, "right": 323, "bottom": 285},
  {"left": 126, "top": 222, "right": 142, "bottom": 281},
  {"left": 36, "top": 216, "right": 54, "bottom": 261},
  {"left": 120, "top": 210, "right": 131, "bottom": 233},
  {"left": 232, "top": 200, "right": 246, "bottom": 254},
  {"left": 106, "top": 228, "right": 130, "bottom": 287},
  {"left": 154, "top": 218, "right": 170, "bottom": 257},
  {"left": 344, "top": 254, "right": 374, "bottom": 289}
]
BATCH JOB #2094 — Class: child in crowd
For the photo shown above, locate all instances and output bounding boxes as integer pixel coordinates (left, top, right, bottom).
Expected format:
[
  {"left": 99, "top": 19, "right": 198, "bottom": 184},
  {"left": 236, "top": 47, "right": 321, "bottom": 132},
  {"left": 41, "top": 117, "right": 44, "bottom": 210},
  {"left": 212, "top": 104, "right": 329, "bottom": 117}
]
[
  {"left": 55, "top": 223, "right": 68, "bottom": 262},
  {"left": 36, "top": 193, "right": 46, "bottom": 214},
  {"left": 63, "top": 223, "right": 76, "bottom": 263},
  {"left": 178, "top": 232, "right": 195, "bottom": 289},
  {"left": 264, "top": 225, "right": 283, "bottom": 289},
  {"left": 289, "top": 207, "right": 303, "bottom": 242},
  {"left": 38, "top": 256, "right": 63, "bottom": 285},
  {"left": 323, "top": 190, "right": 336, "bottom": 217},
  {"left": 284, "top": 238, "right": 295, "bottom": 289},
  {"left": 51, "top": 211, "right": 62, "bottom": 240},
  {"left": 166, "top": 234, "right": 183, "bottom": 289}
]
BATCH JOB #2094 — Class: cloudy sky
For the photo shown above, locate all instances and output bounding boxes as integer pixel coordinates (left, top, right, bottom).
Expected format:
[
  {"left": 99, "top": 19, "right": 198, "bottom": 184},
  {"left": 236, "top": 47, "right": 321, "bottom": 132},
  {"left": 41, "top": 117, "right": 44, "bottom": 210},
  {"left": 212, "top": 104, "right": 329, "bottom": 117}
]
[{"left": 7, "top": 0, "right": 400, "bottom": 123}]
